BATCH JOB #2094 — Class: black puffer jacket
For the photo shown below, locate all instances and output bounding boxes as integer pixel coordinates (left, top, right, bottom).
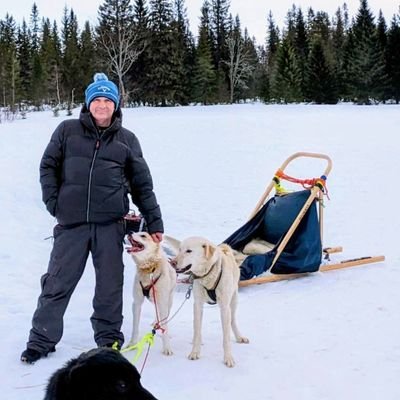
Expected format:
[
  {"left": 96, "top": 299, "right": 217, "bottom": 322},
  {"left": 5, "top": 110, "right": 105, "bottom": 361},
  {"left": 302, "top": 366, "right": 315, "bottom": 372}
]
[{"left": 39, "top": 106, "right": 163, "bottom": 233}]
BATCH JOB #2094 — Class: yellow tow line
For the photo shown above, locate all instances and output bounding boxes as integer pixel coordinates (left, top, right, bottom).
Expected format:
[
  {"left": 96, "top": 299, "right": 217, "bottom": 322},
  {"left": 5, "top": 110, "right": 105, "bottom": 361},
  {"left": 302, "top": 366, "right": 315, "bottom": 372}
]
[{"left": 119, "top": 331, "right": 156, "bottom": 364}]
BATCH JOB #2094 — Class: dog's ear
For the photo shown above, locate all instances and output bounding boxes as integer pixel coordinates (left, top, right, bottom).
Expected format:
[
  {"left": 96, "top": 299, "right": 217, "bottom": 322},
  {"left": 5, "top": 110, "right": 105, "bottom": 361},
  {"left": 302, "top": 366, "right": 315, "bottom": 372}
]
[
  {"left": 203, "top": 243, "right": 216, "bottom": 259},
  {"left": 163, "top": 235, "right": 181, "bottom": 254}
]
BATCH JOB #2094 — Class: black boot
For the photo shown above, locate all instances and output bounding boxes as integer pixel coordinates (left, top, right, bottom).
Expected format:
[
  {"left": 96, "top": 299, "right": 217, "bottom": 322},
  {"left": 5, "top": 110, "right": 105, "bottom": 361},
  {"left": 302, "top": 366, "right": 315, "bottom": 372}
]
[{"left": 21, "top": 346, "right": 56, "bottom": 364}]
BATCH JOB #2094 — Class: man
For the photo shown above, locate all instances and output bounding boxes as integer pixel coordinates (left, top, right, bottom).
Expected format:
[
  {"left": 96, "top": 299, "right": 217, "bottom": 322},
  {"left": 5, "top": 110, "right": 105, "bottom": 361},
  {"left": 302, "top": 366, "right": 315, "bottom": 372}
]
[{"left": 21, "top": 73, "right": 163, "bottom": 364}]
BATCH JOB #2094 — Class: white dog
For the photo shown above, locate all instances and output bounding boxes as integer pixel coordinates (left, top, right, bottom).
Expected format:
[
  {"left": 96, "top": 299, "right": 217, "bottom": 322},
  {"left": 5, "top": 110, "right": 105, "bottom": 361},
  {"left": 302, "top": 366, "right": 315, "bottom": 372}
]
[
  {"left": 175, "top": 237, "right": 249, "bottom": 367},
  {"left": 126, "top": 232, "right": 176, "bottom": 355}
]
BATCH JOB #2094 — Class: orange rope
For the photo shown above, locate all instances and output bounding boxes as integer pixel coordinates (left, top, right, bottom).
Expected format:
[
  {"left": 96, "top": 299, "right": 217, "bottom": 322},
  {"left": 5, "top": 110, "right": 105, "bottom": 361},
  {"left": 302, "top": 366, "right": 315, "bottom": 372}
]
[
  {"left": 275, "top": 169, "right": 329, "bottom": 198},
  {"left": 151, "top": 282, "right": 166, "bottom": 334}
]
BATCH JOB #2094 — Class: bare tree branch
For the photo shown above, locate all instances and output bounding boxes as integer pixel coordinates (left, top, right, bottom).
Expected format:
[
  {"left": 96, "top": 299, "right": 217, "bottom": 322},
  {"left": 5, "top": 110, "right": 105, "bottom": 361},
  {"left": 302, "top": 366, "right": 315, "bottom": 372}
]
[
  {"left": 98, "top": 20, "right": 144, "bottom": 105},
  {"left": 226, "top": 35, "right": 255, "bottom": 103}
]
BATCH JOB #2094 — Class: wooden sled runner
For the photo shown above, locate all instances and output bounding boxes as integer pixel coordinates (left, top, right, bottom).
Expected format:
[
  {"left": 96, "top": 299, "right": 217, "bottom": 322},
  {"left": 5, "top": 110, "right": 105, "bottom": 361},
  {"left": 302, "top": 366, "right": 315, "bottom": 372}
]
[
  {"left": 239, "top": 254, "right": 386, "bottom": 287},
  {"left": 223, "top": 152, "right": 385, "bottom": 288}
]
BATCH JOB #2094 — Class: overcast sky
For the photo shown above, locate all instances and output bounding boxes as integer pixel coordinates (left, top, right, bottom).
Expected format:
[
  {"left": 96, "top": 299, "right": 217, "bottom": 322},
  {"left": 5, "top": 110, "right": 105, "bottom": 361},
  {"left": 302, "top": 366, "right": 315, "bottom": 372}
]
[{"left": 3, "top": 0, "right": 399, "bottom": 44}]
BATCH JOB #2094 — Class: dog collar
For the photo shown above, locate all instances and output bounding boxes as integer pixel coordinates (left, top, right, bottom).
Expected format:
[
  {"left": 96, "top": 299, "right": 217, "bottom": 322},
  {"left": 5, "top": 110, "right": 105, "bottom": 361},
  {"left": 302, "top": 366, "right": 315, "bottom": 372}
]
[{"left": 191, "top": 260, "right": 219, "bottom": 280}]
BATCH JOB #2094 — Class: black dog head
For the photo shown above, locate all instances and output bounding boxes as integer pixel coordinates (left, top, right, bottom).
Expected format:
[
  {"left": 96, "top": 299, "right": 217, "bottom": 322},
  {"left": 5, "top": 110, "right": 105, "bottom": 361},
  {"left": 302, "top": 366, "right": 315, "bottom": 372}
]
[{"left": 44, "top": 348, "right": 157, "bottom": 400}]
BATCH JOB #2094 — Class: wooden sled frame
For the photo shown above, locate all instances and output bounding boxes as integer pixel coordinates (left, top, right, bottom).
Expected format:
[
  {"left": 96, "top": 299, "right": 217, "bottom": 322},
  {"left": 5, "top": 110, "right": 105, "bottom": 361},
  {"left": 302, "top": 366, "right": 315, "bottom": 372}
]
[{"left": 239, "top": 152, "right": 385, "bottom": 287}]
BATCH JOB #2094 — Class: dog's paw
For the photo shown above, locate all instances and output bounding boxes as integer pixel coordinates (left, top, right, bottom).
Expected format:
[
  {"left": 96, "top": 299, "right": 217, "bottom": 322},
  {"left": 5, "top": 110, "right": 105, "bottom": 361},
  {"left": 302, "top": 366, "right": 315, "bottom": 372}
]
[
  {"left": 237, "top": 336, "right": 249, "bottom": 344},
  {"left": 188, "top": 351, "right": 200, "bottom": 360},
  {"left": 162, "top": 348, "right": 173, "bottom": 356},
  {"left": 224, "top": 355, "right": 235, "bottom": 368}
]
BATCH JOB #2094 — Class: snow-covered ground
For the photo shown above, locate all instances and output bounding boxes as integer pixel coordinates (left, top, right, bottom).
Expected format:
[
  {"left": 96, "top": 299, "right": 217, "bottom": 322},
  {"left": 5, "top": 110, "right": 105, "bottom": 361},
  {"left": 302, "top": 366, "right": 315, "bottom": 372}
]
[{"left": 1, "top": 103, "right": 399, "bottom": 399}]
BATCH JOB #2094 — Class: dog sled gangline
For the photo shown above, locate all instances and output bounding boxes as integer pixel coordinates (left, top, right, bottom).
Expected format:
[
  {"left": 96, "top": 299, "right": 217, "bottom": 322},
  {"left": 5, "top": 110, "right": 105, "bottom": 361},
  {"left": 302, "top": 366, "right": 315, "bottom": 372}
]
[{"left": 223, "top": 152, "right": 385, "bottom": 287}]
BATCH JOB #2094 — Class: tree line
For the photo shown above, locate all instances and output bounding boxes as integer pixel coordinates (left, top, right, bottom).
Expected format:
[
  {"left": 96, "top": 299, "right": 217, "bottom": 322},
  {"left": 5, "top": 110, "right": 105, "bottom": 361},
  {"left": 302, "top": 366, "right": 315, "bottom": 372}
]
[{"left": 0, "top": 0, "right": 400, "bottom": 110}]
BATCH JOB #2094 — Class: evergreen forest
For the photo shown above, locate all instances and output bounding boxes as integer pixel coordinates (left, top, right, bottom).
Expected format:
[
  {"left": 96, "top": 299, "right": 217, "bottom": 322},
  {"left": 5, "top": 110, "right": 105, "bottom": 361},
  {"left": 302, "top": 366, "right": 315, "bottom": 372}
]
[{"left": 1, "top": 0, "right": 400, "bottom": 110}]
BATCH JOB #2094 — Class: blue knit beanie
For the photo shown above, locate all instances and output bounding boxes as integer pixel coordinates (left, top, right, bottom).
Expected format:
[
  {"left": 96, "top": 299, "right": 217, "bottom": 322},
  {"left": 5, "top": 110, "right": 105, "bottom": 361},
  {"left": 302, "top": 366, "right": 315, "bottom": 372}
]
[{"left": 85, "top": 73, "right": 119, "bottom": 108}]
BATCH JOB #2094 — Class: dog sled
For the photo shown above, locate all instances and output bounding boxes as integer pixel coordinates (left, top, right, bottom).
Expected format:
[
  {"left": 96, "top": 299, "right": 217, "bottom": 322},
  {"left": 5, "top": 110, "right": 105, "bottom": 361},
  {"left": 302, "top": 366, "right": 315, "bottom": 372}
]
[{"left": 223, "top": 152, "right": 385, "bottom": 287}]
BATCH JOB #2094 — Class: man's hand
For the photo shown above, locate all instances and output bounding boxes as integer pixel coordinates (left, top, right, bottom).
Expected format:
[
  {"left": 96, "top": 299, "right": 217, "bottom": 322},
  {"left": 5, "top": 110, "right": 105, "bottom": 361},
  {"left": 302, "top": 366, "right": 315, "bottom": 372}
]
[{"left": 150, "top": 232, "right": 163, "bottom": 243}]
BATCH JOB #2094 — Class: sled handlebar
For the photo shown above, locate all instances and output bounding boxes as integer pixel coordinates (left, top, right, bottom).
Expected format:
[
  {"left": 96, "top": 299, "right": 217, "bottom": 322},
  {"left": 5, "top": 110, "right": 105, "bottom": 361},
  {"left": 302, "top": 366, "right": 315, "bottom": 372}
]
[
  {"left": 280, "top": 152, "right": 332, "bottom": 177},
  {"left": 249, "top": 152, "right": 332, "bottom": 219}
]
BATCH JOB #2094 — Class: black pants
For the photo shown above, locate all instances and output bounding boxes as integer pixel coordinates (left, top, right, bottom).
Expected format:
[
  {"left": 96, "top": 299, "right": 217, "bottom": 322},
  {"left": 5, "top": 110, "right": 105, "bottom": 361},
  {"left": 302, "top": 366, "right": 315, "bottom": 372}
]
[{"left": 27, "top": 222, "right": 125, "bottom": 353}]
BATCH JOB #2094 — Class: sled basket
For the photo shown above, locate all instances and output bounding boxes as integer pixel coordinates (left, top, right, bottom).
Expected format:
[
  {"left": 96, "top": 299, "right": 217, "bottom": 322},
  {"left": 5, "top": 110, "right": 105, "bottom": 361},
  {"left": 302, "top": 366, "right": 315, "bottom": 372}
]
[{"left": 222, "top": 152, "right": 385, "bottom": 286}]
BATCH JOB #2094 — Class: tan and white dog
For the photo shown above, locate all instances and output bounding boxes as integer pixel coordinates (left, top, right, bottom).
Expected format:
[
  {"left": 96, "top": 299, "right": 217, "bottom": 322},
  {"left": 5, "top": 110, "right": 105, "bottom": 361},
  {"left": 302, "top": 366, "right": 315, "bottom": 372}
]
[
  {"left": 126, "top": 232, "right": 176, "bottom": 355},
  {"left": 174, "top": 237, "right": 249, "bottom": 367}
]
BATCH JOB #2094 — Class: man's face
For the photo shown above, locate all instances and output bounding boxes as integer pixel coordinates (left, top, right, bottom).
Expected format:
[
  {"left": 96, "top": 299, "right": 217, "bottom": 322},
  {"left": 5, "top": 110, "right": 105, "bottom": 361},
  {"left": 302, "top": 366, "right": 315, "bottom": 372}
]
[{"left": 89, "top": 97, "right": 115, "bottom": 127}]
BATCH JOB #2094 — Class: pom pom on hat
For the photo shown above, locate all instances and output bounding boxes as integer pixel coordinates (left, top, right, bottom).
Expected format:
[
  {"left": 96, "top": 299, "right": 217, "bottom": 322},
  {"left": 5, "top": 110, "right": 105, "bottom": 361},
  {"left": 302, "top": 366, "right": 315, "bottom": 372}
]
[
  {"left": 85, "top": 73, "right": 119, "bottom": 108},
  {"left": 93, "top": 72, "right": 108, "bottom": 82}
]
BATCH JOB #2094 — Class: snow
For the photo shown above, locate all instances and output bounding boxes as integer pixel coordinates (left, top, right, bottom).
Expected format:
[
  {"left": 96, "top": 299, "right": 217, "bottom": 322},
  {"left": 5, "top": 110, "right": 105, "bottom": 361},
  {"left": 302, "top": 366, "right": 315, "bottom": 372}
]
[{"left": 1, "top": 103, "right": 399, "bottom": 399}]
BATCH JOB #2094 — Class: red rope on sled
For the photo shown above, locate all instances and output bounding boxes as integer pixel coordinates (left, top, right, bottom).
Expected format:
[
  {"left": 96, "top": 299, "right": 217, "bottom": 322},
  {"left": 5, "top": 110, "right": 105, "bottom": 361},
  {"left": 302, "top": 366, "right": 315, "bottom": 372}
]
[{"left": 275, "top": 169, "right": 329, "bottom": 198}]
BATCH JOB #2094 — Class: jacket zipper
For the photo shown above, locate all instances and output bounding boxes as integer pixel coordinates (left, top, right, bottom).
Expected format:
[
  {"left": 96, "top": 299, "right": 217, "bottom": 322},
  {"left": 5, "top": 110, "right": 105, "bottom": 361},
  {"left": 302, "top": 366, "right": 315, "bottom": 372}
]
[
  {"left": 86, "top": 138, "right": 101, "bottom": 222},
  {"left": 86, "top": 117, "right": 113, "bottom": 222}
]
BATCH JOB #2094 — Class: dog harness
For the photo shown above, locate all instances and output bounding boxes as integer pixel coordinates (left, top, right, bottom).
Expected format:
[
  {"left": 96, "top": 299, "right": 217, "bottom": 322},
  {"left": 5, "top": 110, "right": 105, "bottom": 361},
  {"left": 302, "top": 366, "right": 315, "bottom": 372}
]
[
  {"left": 205, "top": 268, "right": 223, "bottom": 304},
  {"left": 192, "top": 261, "right": 223, "bottom": 305},
  {"left": 140, "top": 275, "right": 161, "bottom": 299}
]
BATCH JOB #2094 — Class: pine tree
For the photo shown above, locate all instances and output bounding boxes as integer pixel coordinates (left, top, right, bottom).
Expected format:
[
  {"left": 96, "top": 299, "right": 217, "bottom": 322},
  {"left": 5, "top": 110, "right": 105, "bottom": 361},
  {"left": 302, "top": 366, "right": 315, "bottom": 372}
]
[
  {"left": 255, "top": 44, "right": 269, "bottom": 102},
  {"left": 16, "top": 19, "right": 32, "bottom": 104},
  {"left": 210, "top": 0, "right": 230, "bottom": 66},
  {"left": 308, "top": 10, "right": 331, "bottom": 42},
  {"left": 61, "top": 8, "right": 81, "bottom": 105},
  {"left": 192, "top": 0, "right": 216, "bottom": 104},
  {"left": 387, "top": 15, "right": 400, "bottom": 102},
  {"left": 341, "top": 27, "right": 356, "bottom": 101},
  {"left": 209, "top": 0, "right": 231, "bottom": 101},
  {"left": 51, "top": 21, "right": 62, "bottom": 105},
  {"left": 129, "top": 0, "right": 150, "bottom": 105},
  {"left": 260, "top": 11, "right": 280, "bottom": 102},
  {"left": 278, "top": 5, "right": 304, "bottom": 101},
  {"left": 80, "top": 21, "right": 97, "bottom": 98},
  {"left": 133, "top": 0, "right": 149, "bottom": 32},
  {"left": 376, "top": 10, "right": 390, "bottom": 101},
  {"left": 29, "top": 3, "right": 44, "bottom": 107},
  {"left": 146, "top": 0, "right": 179, "bottom": 105},
  {"left": 271, "top": 36, "right": 302, "bottom": 103},
  {"left": 241, "top": 29, "right": 259, "bottom": 101},
  {"left": 376, "top": 11, "right": 388, "bottom": 49},
  {"left": 133, "top": 0, "right": 149, "bottom": 34},
  {"left": 0, "top": 14, "right": 20, "bottom": 108},
  {"left": 294, "top": 8, "right": 308, "bottom": 98},
  {"left": 171, "top": 0, "right": 193, "bottom": 105},
  {"left": 285, "top": 5, "right": 297, "bottom": 40},
  {"left": 30, "top": 3, "right": 40, "bottom": 53},
  {"left": 332, "top": 7, "right": 346, "bottom": 99},
  {"left": 39, "top": 18, "right": 52, "bottom": 103},
  {"left": 40, "top": 18, "right": 62, "bottom": 105},
  {"left": 267, "top": 11, "right": 280, "bottom": 57},
  {"left": 306, "top": 38, "right": 338, "bottom": 103},
  {"left": 350, "top": 0, "right": 388, "bottom": 104}
]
